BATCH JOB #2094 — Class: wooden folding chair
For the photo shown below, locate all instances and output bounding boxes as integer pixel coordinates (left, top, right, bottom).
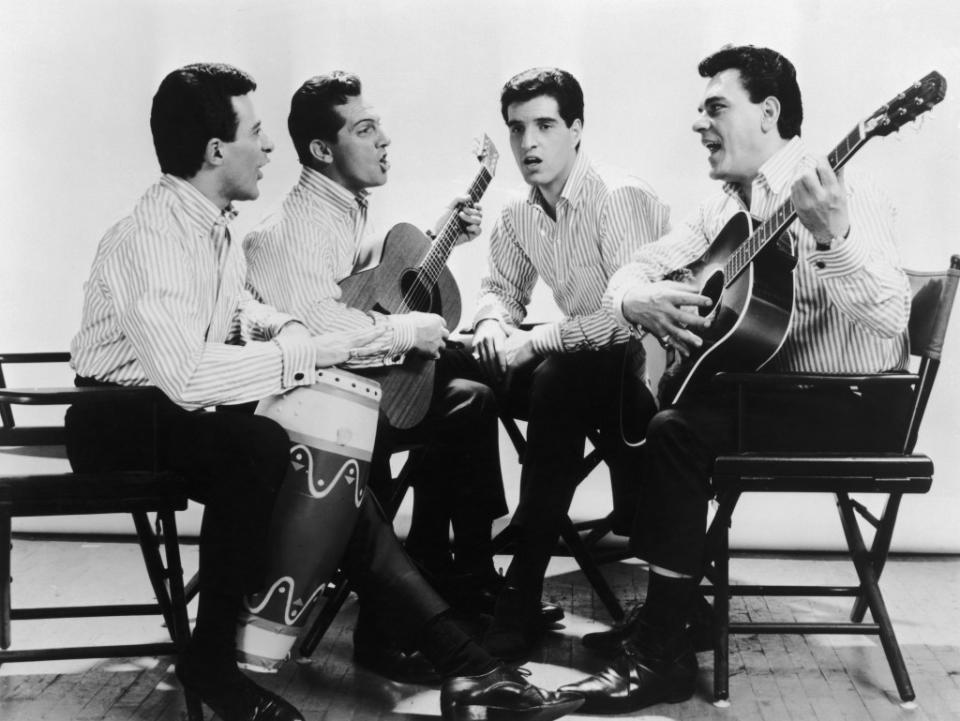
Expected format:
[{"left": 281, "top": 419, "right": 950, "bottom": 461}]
[
  {"left": 702, "top": 254, "right": 959, "bottom": 706},
  {"left": 0, "top": 351, "right": 195, "bottom": 718}
]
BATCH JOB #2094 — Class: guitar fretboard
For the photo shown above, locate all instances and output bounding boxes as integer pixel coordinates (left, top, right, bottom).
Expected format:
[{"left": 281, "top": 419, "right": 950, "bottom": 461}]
[
  {"left": 723, "top": 125, "right": 866, "bottom": 282},
  {"left": 401, "top": 165, "right": 494, "bottom": 312}
]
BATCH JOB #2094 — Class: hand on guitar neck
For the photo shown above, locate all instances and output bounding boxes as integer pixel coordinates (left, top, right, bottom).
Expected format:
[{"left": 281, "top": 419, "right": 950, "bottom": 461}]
[{"left": 432, "top": 194, "right": 483, "bottom": 246}]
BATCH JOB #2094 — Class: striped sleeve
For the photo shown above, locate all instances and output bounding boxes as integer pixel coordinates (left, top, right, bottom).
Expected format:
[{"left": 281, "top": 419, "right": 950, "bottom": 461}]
[
  {"left": 804, "top": 174, "right": 909, "bottom": 339},
  {"left": 244, "top": 223, "right": 405, "bottom": 354},
  {"left": 474, "top": 208, "right": 538, "bottom": 328},
  {"left": 103, "top": 225, "right": 314, "bottom": 408}
]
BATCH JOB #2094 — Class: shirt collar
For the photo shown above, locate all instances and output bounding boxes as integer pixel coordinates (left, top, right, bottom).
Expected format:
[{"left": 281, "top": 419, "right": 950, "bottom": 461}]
[
  {"left": 723, "top": 136, "right": 806, "bottom": 202},
  {"left": 526, "top": 150, "right": 591, "bottom": 211},
  {"left": 299, "top": 165, "right": 369, "bottom": 215},
  {"left": 160, "top": 174, "right": 237, "bottom": 234}
]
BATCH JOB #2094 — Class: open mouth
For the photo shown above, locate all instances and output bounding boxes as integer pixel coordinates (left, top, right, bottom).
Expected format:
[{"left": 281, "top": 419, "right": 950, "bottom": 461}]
[
  {"left": 522, "top": 156, "right": 542, "bottom": 169},
  {"left": 379, "top": 155, "right": 390, "bottom": 172},
  {"left": 703, "top": 139, "right": 722, "bottom": 155}
]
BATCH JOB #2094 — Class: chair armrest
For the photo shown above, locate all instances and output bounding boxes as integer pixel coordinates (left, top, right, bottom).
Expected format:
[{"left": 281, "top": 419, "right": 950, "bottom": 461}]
[
  {"left": 712, "top": 371, "right": 918, "bottom": 390},
  {"left": 0, "top": 385, "right": 164, "bottom": 406},
  {"left": 0, "top": 351, "right": 71, "bottom": 364}
]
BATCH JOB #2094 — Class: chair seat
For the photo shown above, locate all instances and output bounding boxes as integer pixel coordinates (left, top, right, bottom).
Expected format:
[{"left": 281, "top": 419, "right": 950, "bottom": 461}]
[
  {"left": 713, "top": 453, "right": 933, "bottom": 493},
  {"left": 0, "top": 471, "right": 189, "bottom": 516}
]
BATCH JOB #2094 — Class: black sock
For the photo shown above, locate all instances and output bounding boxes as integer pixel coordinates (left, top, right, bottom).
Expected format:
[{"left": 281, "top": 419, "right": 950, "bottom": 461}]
[
  {"left": 417, "top": 612, "right": 499, "bottom": 678},
  {"left": 634, "top": 572, "right": 697, "bottom": 642}
]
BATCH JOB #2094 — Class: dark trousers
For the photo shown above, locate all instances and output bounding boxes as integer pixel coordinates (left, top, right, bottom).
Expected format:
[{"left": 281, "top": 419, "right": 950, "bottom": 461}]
[
  {"left": 500, "top": 341, "right": 657, "bottom": 603},
  {"left": 371, "top": 347, "right": 507, "bottom": 571},
  {"left": 64, "top": 383, "right": 447, "bottom": 658},
  {"left": 632, "top": 384, "right": 911, "bottom": 577}
]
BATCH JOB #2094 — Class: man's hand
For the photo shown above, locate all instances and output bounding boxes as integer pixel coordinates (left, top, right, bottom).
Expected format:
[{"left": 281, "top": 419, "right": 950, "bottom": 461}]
[
  {"left": 502, "top": 327, "right": 539, "bottom": 370},
  {"left": 433, "top": 195, "right": 482, "bottom": 246},
  {"left": 474, "top": 318, "right": 507, "bottom": 380},
  {"left": 408, "top": 311, "right": 449, "bottom": 358},
  {"left": 791, "top": 156, "right": 850, "bottom": 246},
  {"left": 622, "top": 280, "right": 713, "bottom": 358},
  {"left": 311, "top": 326, "right": 390, "bottom": 368}
]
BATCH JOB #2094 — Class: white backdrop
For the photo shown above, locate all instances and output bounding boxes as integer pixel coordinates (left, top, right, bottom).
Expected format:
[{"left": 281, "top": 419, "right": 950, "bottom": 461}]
[{"left": 2, "top": 0, "right": 958, "bottom": 551}]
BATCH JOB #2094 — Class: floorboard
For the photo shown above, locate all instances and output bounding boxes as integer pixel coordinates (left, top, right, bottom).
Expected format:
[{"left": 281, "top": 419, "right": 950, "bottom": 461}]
[{"left": 1, "top": 539, "right": 958, "bottom": 720}]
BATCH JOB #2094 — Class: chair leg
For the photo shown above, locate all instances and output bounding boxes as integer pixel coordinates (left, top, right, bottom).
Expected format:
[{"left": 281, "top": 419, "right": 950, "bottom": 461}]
[
  {"left": 559, "top": 515, "right": 623, "bottom": 621},
  {"left": 298, "top": 573, "right": 353, "bottom": 660},
  {"left": 850, "top": 493, "right": 902, "bottom": 623},
  {"left": 0, "top": 511, "right": 10, "bottom": 650},
  {"left": 712, "top": 516, "right": 731, "bottom": 704},
  {"left": 132, "top": 511, "right": 176, "bottom": 635},
  {"left": 837, "top": 493, "right": 915, "bottom": 703}
]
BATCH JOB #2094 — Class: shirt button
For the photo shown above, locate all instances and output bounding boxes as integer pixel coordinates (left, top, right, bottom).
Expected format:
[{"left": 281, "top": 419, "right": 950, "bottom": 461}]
[
  {"left": 815, "top": 261, "right": 826, "bottom": 270},
  {"left": 294, "top": 372, "right": 304, "bottom": 381}
]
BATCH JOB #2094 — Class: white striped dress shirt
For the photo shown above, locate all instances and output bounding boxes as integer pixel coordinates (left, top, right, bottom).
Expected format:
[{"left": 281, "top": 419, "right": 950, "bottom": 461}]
[
  {"left": 473, "top": 151, "right": 670, "bottom": 354},
  {"left": 244, "top": 166, "right": 416, "bottom": 355},
  {"left": 70, "top": 175, "right": 317, "bottom": 410},
  {"left": 605, "top": 137, "right": 910, "bottom": 374}
]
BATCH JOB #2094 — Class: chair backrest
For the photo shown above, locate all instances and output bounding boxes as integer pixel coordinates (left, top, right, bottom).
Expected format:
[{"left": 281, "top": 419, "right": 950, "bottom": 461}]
[{"left": 900, "top": 255, "right": 960, "bottom": 453}]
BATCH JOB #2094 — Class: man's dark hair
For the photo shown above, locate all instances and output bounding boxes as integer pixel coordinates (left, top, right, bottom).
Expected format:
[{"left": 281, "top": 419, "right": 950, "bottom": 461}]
[
  {"left": 288, "top": 72, "right": 363, "bottom": 166},
  {"left": 150, "top": 62, "right": 257, "bottom": 179},
  {"left": 500, "top": 67, "right": 584, "bottom": 127},
  {"left": 698, "top": 45, "right": 803, "bottom": 139}
]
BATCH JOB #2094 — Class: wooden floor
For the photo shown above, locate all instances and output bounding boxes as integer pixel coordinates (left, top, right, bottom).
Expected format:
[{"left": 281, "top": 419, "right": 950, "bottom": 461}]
[{"left": 1, "top": 537, "right": 959, "bottom": 721}]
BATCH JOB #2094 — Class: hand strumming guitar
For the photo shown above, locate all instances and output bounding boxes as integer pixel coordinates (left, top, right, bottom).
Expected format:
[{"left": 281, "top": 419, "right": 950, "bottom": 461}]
[
  {"left": 621, "top": 281, "right": 713, "bottom": 358},
  {"left": 407, "top": 311, "right": 449, "bottom": 359}
]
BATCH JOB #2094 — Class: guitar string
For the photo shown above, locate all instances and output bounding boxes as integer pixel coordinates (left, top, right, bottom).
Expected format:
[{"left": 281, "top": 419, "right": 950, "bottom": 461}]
[{"left": 400, "top": 167, "right": 492, "bottom": 314}]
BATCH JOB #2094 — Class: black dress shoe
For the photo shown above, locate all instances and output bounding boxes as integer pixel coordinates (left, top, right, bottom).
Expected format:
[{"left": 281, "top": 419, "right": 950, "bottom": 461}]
[
  {"left": 176, "top": 651, "right": 304, "bottom": 721},
  {"left": 559, "top": 630, "right": 697, "bottom": 714},
  {"left": 434, "top": 565, "right": 565, "bottom": 627},
  {"left": 441, "top": 664, "right": 584, "bottom": 721},
  {"left": 582, "top": 594, "right": 714, "bottom": 654},
  {"left": 354, "top": 632, "right": 441, "bottom": 685}
]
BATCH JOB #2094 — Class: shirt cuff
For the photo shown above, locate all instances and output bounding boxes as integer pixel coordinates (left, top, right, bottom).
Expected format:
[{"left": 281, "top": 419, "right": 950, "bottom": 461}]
[
  {"left": 530, "top": 322, "right": 563, "bottom": 355},
  {"left": 807, "top": 228, "right": 868, "bottom": 279},
  {"left": 382, "top": 314, "right": 412, "bottom": 354},
  {"left": 272, "top": 334, "right": 316, "bottom": 389}
]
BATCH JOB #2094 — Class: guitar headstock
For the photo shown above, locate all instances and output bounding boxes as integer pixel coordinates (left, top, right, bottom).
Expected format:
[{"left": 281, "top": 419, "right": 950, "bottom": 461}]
[
  {"left": 864, "top": 70, "right": 947, "bottom": 138},
  {"left": 473, "top": 134, "right": 499, "bottom": 176}
]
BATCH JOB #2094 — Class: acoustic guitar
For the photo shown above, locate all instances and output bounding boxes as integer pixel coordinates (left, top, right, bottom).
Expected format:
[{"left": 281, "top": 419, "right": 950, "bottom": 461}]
[
  {"left": 657, "top": 70, "right": 946, "bottom": 407},
  {"left": 339, "top": 135, "right": 499, "bottom": 428}
]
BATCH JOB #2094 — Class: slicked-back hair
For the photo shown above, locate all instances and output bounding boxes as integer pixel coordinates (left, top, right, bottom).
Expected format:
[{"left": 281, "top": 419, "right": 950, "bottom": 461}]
[
  {"left": 698, "top": 45, "right": 803, "bottom": 139},
  {"left": 288, "top": 72, "right": 363, "bottom": 166},
  {"left": 500, "top": 67, "right": 584, "bottom": 128},
  {"left": 150, "top": 62, "right": 257, "bottom": 179}
]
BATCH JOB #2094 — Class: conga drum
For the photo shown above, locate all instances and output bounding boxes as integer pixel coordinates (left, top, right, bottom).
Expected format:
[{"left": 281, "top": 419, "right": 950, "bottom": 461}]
[{"left": 236, "top": 368, "right": 381, "bottom": 672}]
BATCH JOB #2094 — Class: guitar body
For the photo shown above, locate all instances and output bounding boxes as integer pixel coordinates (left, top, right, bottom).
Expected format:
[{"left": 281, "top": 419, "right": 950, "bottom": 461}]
[
  {"left": 339, "top": 222, "right": 462, "bottom": 429},
  {"left": 659, "top": 211, "right": 797, "bottom": 406}
]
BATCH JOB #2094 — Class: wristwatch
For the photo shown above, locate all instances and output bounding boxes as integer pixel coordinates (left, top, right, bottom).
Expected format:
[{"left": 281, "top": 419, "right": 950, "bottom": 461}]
[{"left": 815, "top": 226, "right": 850, "bottom": 252}]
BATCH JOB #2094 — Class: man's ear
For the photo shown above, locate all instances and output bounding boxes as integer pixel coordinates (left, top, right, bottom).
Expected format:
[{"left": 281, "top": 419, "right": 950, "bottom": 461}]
[
  {"left": 205, "top": 138, "right": 225, "bottom": 167},
  {"left": 569, "top": 118, "right": 583, "bottom": 149},
  {"left": 309, "top": 138, "right": 334, "bottom": 165},
  {"left": 760, "top": 96, "right": 781, "bottom": 133}
]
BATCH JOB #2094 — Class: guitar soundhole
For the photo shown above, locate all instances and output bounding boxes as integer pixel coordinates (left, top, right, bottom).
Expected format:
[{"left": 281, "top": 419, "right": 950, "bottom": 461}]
[
  {"left": 399, "top": 270, "right": 435, "bottom": 313},
  {"left": 700, "top": 271, "right": 724, "bottom": 318}
]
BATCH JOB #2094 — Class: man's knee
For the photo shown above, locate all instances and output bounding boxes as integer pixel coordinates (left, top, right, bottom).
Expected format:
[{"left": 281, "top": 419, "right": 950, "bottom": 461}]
[{"left": 443, "top": 378, "right": 498, "bottom": 425}]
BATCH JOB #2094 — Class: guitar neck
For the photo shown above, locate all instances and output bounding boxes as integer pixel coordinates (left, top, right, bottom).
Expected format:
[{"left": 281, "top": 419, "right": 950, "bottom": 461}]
[
  {"left": 416, "top": 166, "right": 493, "bottom": 288},
  {"left": 725, "top": 125, "right": 869, "bottom": 281}
]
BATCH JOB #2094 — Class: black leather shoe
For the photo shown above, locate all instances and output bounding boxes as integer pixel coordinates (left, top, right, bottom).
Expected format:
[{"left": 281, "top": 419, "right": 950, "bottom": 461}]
[
  {"left": 436, "top": 565, "right": 565, "bottom": 628},
  {"left": 559, "top": 631, "right": 697, "bottom": 714},
  {"left": 354, "top": 634, "right": 441, "bottom": 685},
  {"left": 441, "top": 664, "right": 584, "bottom": 721},
  {"left": 176, "top": 651, "right": 304, "bottom": 721},
  {"left": 582, "top": 594, "right": 714, "bottom": 654}
]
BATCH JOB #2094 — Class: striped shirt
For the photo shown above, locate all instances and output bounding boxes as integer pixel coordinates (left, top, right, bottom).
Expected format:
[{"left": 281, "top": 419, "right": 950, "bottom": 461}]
[
  {"left": 70, "top": 175, "right": 317, "bottom": 411},
  {"left": 244, "top": 166, "right": 416, "bottom": 355},
  {"left": 473, "top": 151, "right": 670, "bottom": 354},
  {"left": 605, "top": 137, "right": 910, "bottom": 374}
]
